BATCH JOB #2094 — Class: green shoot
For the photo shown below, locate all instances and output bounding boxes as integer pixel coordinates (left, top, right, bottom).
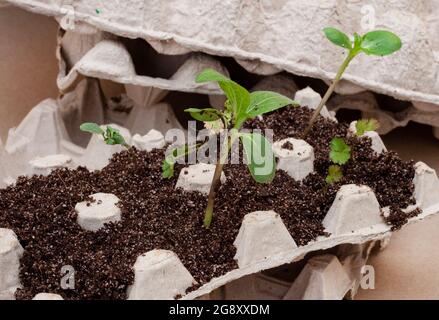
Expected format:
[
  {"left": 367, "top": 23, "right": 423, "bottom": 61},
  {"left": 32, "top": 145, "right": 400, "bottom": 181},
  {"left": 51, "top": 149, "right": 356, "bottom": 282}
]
[
  {"left": 326, "top": 165, "right": 343, "bottom": 184},
  {"left": 165, "top": 68, "right": 297, "bottom": 228},
  {"left": 329, "top": 137, "right": 351, "bottom": 165},
  {"left": 303, "top": 28, "right": 402, "bottom": 137},
  {"left": 80, "top": 122, "right": 129, "bottom": 148},
  {"left": 356, "top": 118, "right": 379, "bottom": 136},
  {"left": 326, "top": 137, "right": 351, "bottom": 184}
]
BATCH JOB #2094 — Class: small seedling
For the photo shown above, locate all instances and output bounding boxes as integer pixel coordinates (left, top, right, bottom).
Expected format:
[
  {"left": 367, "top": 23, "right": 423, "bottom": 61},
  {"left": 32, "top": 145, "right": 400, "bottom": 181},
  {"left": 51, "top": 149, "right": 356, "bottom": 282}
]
[
  {"left": 355, "top": 118, "right": 379, "bottom": 136},
  {"left": 80, "top": 122, "right": 129, "bottom": 148},
  {"left": 329, "top": 137, "right": 351, "bottom": 165},
  {"left": 164, "top": 68, "right": 296, "bottom": 228},
  {"left": 303, "top": 27, "right": 402, "bottom": 137},
  {"left": 326, "top": 137, "right": 351, "bottom": 184}
]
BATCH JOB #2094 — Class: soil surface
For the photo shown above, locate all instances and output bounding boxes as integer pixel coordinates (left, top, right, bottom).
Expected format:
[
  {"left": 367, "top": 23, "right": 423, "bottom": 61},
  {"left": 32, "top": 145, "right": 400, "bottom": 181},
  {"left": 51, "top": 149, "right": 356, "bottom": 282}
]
[{"left": 0, "top": 106, "right": 418, "bottom": 300}]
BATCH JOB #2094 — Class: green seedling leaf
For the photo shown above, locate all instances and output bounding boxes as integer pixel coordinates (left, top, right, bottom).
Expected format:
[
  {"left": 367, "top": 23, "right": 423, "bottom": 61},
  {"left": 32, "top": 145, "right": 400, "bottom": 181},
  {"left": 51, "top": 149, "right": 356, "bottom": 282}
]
[
  {"left": 361, "top": 30, "right": 402, "bottom": 56},
  {"left": 111, "top": 132, "right": 128, "bottom": 146},
  {"left": 195, "top": 68, "right": 231, "bottom": 83},
  {"left": 195, "top": 69, "right": 250, "bottom": 124},
  {"left": 80, "top": 123, "right": 129, "bottom": 147},
  {"left": 326, "top": 165, "right": 343, "bottom": 184},
  {"left": 240, "top": 132, "right": 275, "bottom": 183},
  {"left": 323, "top": 27, "right": 352, "bottom": 50},
  {"left": 185, "top": 108, "right": 221, "bottom": 122},
  {"left": 80, "top": 122, "right": 104, "bottom": 135},
  {"left": 246, "top": 91, "right": 297, "bottom": 118},
  {"left": 162, "top": 159, "right": 174, "bottom": 179},
  {"left": 356, "top": 119, "right": 379, "bottom": 136},
  {"left": 329, "top": 137, "right": 351, "bottom": 165},
  {"left": 105, "top": 126, "right": 128, "bottom": 146},
  {"left": 303, "top": 28, "right": 401, "bottom": 138}
]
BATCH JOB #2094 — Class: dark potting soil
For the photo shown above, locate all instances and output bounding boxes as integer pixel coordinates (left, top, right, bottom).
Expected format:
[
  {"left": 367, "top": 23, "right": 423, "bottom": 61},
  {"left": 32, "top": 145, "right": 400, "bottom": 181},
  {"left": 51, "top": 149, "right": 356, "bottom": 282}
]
[
  {"left": 382, "top": 206, "right": 422, "bottom": 231},
  {"left": 0, "top": 106, "right": 418, "bottom": 300}
]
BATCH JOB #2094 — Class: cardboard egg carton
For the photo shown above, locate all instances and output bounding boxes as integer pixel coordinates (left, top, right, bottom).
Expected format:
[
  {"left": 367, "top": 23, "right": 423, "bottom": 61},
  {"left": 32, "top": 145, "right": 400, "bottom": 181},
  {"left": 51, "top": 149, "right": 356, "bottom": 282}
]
[
  {"left": 52, "top": 28, "right": 439, "bottom": 139},
  {"left": 1, "top": 87, "right": 439, "bottom": 299},
  {"left": 178, "top": 172, "right": 438, "bottom": 300},
  {"left": 5, "top": 0, "right": 439, "bottom": 108},
  {"left": 58, "top": 39, "right": 227, "bottom": 96},
  {"left": 1, "top": 151, "right": 438, "bottom": 300},
  {"left": 328, "top": 92, "right": 439, "bottom": 139}
]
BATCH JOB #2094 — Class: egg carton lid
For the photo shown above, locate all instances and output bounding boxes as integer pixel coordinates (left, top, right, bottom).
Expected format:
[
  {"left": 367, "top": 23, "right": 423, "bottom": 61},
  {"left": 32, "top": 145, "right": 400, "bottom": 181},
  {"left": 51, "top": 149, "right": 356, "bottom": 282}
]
[{"left": 4, "top": 0, "right": 439, "bottom": 107}]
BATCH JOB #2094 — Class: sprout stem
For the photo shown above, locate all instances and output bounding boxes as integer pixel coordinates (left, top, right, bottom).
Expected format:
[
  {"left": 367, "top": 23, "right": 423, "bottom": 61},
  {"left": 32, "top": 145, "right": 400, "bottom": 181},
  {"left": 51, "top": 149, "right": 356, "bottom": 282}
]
[
  {"left": 204, "top": 161, "right": 224, "bottom": 228},
  {"left": 204, "top": 133, "right": 236, "bottom": 228},
  {"left": 303, "top": 51, "right": 357, "bottom": 138}
]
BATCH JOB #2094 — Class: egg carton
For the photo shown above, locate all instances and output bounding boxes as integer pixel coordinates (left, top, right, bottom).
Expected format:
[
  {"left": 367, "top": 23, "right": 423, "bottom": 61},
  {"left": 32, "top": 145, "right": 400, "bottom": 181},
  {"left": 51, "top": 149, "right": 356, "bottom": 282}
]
[
  {"left": 328, "top": 92, "right": 439, "bottom": 138},
  {"left": 204, "top": 240, "right": 380, "bottom": 300},
  {"left": 4, "top": 242, "right": 378, "bottom": 300},
  {"left": 5, "top": 0, "right": 439, "bottom": 107},
  {"left": 53, "top": 28, "right": 439, "bottom": 139},
  {"left": 58, "top": 29, "right": 439, "bottom": 140},
  {"left": 1, "top": 82, "right": 334, "bottom": 185},
  {"left": 1, "top": 101, "right": 438, "bottom": 299}
]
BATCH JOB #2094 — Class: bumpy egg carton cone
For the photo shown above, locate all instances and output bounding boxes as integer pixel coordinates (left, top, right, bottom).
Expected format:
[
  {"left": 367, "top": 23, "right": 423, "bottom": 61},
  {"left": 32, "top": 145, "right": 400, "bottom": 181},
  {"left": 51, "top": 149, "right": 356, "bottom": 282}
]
[
  {"left": 328, "top": 92, "right": 439, "bottom": 138},
  {"left": 58, "top": 39, "right": 228, "bottom": 95},
  {"left": 5, "top": 0, "right": 439, "bottom": 107},
  {"left": 207, "top": 240, "right": 379, "bottom": 300}
]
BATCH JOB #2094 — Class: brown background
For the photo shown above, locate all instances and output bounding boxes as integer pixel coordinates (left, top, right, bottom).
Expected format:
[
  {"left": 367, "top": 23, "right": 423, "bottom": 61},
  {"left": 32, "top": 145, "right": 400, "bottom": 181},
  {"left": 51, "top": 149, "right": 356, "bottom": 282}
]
[
  {"left": 1, "top": 6, "right": 438, "bottom": 299},
  {"left": 0, "top": 6, "right": 58, "bottom": 140}
]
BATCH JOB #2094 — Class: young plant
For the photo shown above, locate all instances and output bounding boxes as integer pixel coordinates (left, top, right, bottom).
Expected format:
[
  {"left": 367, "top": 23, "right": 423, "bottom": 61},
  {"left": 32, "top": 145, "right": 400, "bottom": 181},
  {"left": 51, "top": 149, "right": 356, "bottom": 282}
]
[
  {"left": 326, "top": 137, "right": 351, "bottom": 184},
  {"left": 80, "top": 122, "right": 129, "bottom": 148},
  {"left": 164, "top": 68, "right": 296, "bottom": 228},
  {"left": 355, "top": 118, "right": 379, "bottom": 136},
  {"left": 303, "top": 28, "right": 402, "bottom": 137}
]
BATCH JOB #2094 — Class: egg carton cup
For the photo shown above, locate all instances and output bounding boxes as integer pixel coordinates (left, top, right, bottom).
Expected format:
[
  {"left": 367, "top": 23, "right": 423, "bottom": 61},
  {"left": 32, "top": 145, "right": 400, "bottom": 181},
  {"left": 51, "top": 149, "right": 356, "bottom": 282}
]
[
  {"left": 206, "top": 240, "right": 380, "bottom": 300},
  {"left": 5, "top": 0, "right": 439, "bottom": 108},
  {"left": 328, "top": 92, "right": 439, "bottom": 137},
  {"left": 58, "top": 38, "right": 228, "bottom": 96}
]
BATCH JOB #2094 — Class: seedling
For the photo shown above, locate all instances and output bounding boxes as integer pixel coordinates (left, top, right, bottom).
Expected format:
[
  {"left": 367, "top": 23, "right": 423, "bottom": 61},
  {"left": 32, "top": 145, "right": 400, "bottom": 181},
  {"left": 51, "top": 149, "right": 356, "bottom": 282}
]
[
  {"left": 303, "top": 28, "right": 402, "bottom": 137},
  {"left": 80, "top": 122, "right": 129, "bottom": 148},
  {"left": 163, "top": 68, "right": 296, "bottom": 228},
  {"left": 326, "top": 137, "right": 351, "bottom": 184},
  {"left": 355, "top": 118, "right": 379, "bottom": 136},
  {"left": 329, "top": 137, "right": 351, "bottom": 165}
]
